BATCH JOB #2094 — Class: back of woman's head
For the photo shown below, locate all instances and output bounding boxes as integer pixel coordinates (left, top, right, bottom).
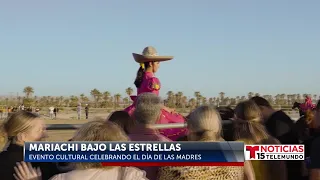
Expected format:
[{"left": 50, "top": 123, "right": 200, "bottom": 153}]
[
  {"left": 134, "top": 62, "right": 153, "bottom": 88},
  {"left": 107, "top": 111, "right": 133, "bottom": 134},
  {"left": 187, "top": 105, "right": 222, "bottom": 141},
  {"left": 233, "top": 100, "right": 269, "bottom": 144},
  {"left": 217, "top": 107, "right": 235, "bottom": 120},
  {"left": 234, "top": 100, "right": 261, "bottom": 122},
  {"left": 72, "top": 121, "right": 129, "bottom": 170},
  {"left": 0, "top": 111, "right": 41, "bottom": 150}
]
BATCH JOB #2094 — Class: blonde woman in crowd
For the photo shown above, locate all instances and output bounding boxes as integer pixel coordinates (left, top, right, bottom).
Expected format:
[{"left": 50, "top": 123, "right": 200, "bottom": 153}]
[
  {"left": 233, "top": 100, "right": 287, "bottom": 180},
  {"left": 0, "top": 111, "right": 60, "bottom": 180},
  {"left": 13, "top": 121, "right": 148, "bottom": 180},
  {"left": 158, "top": 105, "right": 255, "bottom": 180}
]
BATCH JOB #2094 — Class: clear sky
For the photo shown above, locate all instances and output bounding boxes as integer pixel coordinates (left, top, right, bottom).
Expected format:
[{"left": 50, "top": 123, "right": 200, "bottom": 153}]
[{"left": 0, "top": 0, "right": 319, "bottom": 98}]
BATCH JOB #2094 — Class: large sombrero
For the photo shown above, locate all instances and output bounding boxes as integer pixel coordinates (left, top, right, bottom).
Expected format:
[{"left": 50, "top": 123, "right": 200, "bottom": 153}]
[{"left": 132, "top": 46, "right": 174, "bottom": 63}]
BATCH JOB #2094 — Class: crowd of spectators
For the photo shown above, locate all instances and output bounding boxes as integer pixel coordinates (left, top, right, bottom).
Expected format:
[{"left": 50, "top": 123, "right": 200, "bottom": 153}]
[{"left": 0, "top": 93, "right": 319, "bottom": 180}]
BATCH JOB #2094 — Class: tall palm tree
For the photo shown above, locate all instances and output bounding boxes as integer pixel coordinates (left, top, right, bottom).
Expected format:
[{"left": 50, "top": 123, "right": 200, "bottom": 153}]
[
  {"left": 125, "top": 87, "right": 134, "bottom": 97},
  {"left": 167, "top": 91, "right": 174, "bottom": 99},
  {"left": 80, "top": 94, "right": 85, "bottom": 102},
  {"left": 247, "top": 92, "right": 254, "bottom": 99},
  {"left": 166, "top": 91, "right": 175, "bottom": 107},
  {"left": 194, "top": 91, "right": 201, "bottom": 106},
  {"left": 114, "top": 94, "right": 121, "bottom": 108},
  {"left": 125, "top": 87, "right": 134, "bottom": 104},
  {"left": 181, "top": 96, "right": 187, "bottom": 108},
  {"left": 175, "top": 92, "right": 183, "bottom": 108},
  {"left": 17, "top": 96, "right": 22, "bottom": 104},
  {"left": 90, "top": 89, "right": 102, "bottom": 107},
  {"left": 103, "top": 91, "right": 111, "bottom": 107},
  {"left": 188, "top": 98, "right": 197, "bottom": 109},
  {"left": 208, "top": 97, "right": 214, "bottom": 105},
  {"left": 58, "top": 96, "right": 64, "bottom": 106},
  {"left": 23, "top": 86, "right": 34, "bottom": 98},
  {"left": 123, "top": 97, "right": 129, "bottom": 106},
  {"left": 202, "top": 97, "right": 207, "bottom": 105},
  {"left": 69, "top": 96, "right": 79, "bottom": 107},
  {"left": 219, "top": 92, "right": 225, "bottom": 101},
  {"left": 63, "top": 99, "right": 70, "bottom": 107}
]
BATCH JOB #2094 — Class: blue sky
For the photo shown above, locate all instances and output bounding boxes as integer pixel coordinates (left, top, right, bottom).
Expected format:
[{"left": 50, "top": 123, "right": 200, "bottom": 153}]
[{"left": 0, "top": 0, "right": 319, "bottom": 98}]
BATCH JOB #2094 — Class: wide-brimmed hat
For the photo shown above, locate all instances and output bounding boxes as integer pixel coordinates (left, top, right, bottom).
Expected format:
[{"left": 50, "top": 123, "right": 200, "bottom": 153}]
[{"left": 132, "top": 46, "right": 173, "bottom": 63}]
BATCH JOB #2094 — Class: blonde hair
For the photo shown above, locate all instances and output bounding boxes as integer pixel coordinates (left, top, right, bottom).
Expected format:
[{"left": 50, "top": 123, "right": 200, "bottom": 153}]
[
  {"left": 187, "top": 105, "right": 223, "bottom": 141},
  {"left": 72, "top": 120, "right": 129, "bottom": 170},
  {"left": 0, "top": 111, "right": 39, "bottom": 150},
  {"left": 234, "top": 100, "right": 270, "bottom": 144}
]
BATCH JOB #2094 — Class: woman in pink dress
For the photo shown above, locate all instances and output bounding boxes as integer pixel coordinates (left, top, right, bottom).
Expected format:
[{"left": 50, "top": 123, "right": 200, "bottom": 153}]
[
  {"left": 300, "top": 96, "right": 316, "bottom": 112},
  {"left": 124, "top": 46, "right": 187, "bottom": 141}
]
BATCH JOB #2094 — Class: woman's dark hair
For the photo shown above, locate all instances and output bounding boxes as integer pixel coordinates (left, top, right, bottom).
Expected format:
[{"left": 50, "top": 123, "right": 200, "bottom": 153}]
[
  {"left": 134, "top": 62, "right": 151, "bottom": 88},
  {"left": 107, "top": 111, "right": 133, "bottom": 134},
  {"left": 216, "top": 107, "right": 234, "bottom": 120}
]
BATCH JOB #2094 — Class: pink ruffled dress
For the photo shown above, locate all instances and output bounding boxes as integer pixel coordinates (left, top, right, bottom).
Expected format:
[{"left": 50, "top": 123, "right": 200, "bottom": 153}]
[
  {"left": 124, "top": 72, "right": 187, "bottom": 141},
  {"left": 300, "top": 96, "right": 316, "bottom": 112}
]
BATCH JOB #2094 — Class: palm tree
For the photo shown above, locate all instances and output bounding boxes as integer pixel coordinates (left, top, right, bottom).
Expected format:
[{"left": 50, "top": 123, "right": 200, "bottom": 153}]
[
  {"left": 63, "top": 99, "right": 70, "bottom": 107},
  {"left": 202, "top": 97, "right": 207, "bottom": 105},
  {"left": 80, "top": 94, "right": 85, "bottom": 102},
  {"left": 90, "top": 89, "right": 102, "bottom": 107},
  {"left": 248, "top": 92, "right": 254, "bottom": 99},
  {"left": 166, "top": 91, "right": 175, "bottom": 107},
  {"left": 194, "top": 91, "right": 201, "bottom": 106},
  {"left": 69, "top": 96, "right": 79, "bottom": 107},
  {"left": 167, "top": 91, "right": 174, "bottom": 99},
  {"left": 219, "top": 92, "right": 225, "bottom": 102},
  {"left": 102, "top": 91, "right": 111, "bottom": 107},
  {"left": 17, "top": 96, "right": 22, "bottom": 104},
  {"left": 175, "top": 92, "right": 183, "bottom": 108},
  {"left": 125, "top": 87, "right": 134, "bottom": 104},
  {"left": 208, "top": 98, "right": 214, "bottom": 105},
  {"left": 181, "top": 96, "right": 187, "bottom": 108},
  {"left": 23, "top": 86, "right": 34, "bottom": 98},
  {"left": 188, "top": 98, "right": 197, "bottom": 109},
  {"left": 58, "top": 96, "right": 64, "bottom": 106},
  {"left": 125, "top": 87, "right": 134, "bottom": 97},
  {"left": 114, "top": 94, "right": 121, "bottom": 108},
  {"left": 123, "top": 97, "right": 129, "bottom": 106}
]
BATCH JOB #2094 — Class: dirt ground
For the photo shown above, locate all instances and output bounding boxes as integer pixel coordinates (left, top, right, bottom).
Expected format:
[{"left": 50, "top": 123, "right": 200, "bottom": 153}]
[{"left": 45, "top": 111, "right": 111, "bottom": 141}]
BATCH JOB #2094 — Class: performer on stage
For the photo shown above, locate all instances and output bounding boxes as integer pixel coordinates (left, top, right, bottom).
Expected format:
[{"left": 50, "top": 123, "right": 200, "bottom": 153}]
[{"left": 124, "top": 46, "right": 187, "bottom": 141}]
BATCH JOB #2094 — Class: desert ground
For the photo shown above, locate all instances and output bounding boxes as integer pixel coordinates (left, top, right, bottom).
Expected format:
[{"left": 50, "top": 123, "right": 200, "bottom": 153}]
[{"left": 44, "top": 110, "right": 112, "bottom": 141}]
